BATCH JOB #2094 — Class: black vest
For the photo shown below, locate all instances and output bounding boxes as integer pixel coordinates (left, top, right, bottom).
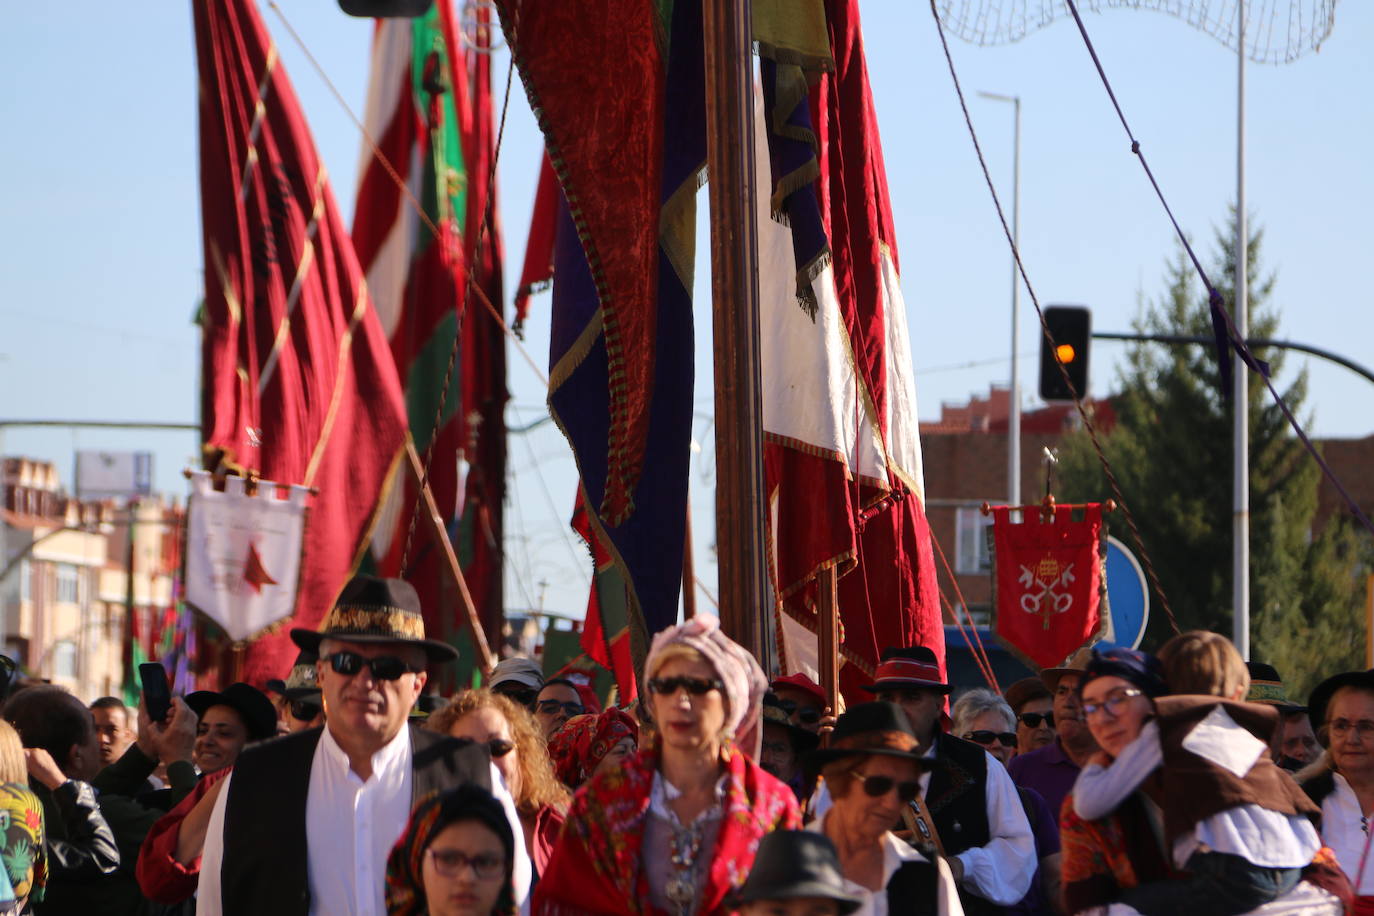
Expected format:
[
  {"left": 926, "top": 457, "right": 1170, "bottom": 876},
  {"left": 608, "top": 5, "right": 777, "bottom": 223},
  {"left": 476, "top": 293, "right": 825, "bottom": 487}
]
[
  {"left": 220, "top": 724, "right": 491, "bottom": 916},
  {"left": 925, "top": 733, "right": 1000, "bottom": 916},
  {"left": 887, "top": 858, "right": 940, "bottom": 914}
]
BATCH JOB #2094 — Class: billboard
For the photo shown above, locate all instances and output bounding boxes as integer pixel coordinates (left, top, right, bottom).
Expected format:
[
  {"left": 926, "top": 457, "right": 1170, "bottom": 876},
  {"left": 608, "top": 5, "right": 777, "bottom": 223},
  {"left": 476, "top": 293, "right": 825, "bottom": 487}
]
[{"left": 74, "top": 451, "right": 154, "bottom": 500}]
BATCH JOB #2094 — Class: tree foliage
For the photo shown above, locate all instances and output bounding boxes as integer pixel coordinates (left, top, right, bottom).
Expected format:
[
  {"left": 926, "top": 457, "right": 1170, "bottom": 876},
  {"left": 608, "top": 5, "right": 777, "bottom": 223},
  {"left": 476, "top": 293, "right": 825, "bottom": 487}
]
[{"left": 1057, "top": 212, "right": 1369, "bottom": 698}]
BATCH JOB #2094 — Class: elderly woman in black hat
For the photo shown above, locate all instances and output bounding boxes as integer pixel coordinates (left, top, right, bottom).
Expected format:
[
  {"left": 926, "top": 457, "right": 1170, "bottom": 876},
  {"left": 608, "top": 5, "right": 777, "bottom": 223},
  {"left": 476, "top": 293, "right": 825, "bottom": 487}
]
[
  {"left": 1301, "top": 668, "right": 1374, "bottom": 909},
  {"left": 805, "top": 702, "right": 964, "bottom": 916}
]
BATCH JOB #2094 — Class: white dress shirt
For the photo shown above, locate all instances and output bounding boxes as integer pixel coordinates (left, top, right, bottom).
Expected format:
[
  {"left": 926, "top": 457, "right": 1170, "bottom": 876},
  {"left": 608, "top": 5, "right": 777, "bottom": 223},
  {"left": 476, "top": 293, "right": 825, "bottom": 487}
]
[
  {"left": 1319, "top": 771, "right": 1374, "bottom": 893},
  {"left": 806, "top": 809, "right": 965, "bottom": 916},
  {"left": 197, "top": 726, "right": 531, "bottom": 915},
  {"left": 1074, "top": 720, "right": 1320, "bottom": 870},
  {"left": 809, "top": 742, "right": 1035, "bottom": 906}
]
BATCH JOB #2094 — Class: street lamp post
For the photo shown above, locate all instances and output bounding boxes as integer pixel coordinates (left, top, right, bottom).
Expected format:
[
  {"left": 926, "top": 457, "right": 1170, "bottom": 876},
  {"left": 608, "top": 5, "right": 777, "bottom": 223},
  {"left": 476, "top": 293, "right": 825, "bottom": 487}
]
[{"left": 980, "top": 91, "right": 1022, "bottom": 507}]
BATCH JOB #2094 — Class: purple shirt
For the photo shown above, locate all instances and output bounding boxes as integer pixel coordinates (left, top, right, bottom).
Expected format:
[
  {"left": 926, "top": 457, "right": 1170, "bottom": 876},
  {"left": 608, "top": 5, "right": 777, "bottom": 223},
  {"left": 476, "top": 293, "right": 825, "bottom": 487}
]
[
  {"left": 1007, "top": 785, "right": 1061, "bottom": 916},
  {"left": 1006, "top": 737, "right": 1081, "bottom": 823}
]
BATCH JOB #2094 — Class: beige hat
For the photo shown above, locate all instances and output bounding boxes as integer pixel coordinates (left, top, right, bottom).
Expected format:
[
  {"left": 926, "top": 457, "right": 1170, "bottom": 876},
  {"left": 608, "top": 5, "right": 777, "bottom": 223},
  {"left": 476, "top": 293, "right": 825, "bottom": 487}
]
[{"left": 1039, "top": 646, "right": 1095, "bottom": 692}]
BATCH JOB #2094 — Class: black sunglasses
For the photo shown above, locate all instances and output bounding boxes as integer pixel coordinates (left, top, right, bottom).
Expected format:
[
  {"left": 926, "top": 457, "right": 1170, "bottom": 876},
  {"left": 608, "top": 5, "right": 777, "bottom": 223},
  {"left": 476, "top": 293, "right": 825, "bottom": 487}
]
[
  {"left": 965, "top": 730, "right": 1017, "bottom": 747},
  {"left": 487, "top": 738, "right": 515, "bottom": 758},
  {"left": 322, "top": 651, "right": 420, "bottom": 681},
  {"left": 774, "top": 696, "right": 823, "bottom": 725},
  {"left": 536, "top": 699, "right": 585, "bottom": 717},
  {"left": 647, "top": 676, "right": 725, "bottom": 697},
  {"left": 1017, "top": 712, "right": 1054, "bottom": 729},
  {"left": 494, "top": 685, "right": 539, "bottom": 708},
  {"left": 850, "top": 770, "right": 920, "bottom": 803},
  {"left": 289, "top": 698, "right": 322, "bottom": 721}
]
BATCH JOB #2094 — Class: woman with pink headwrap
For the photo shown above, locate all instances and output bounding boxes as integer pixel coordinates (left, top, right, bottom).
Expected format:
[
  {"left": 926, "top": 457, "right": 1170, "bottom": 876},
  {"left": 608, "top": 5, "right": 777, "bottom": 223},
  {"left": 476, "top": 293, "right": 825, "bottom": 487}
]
[{"left": 534, "top": 614, "right": 801, "bottom": 915}]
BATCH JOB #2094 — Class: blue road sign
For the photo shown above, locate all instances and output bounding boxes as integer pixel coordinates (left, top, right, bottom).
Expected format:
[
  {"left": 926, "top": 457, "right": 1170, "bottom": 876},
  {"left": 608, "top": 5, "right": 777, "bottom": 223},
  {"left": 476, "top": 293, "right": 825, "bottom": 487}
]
[{"left": 1102, "top": 535, "right": 1150, "bottom": 649}]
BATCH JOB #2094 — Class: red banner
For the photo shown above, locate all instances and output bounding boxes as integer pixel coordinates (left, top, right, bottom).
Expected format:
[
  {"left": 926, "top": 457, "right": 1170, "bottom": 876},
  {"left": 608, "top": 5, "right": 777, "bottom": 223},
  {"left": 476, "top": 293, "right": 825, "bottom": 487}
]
[{"left": 991, "top": 504, "right": 1107, "bottom": 670}]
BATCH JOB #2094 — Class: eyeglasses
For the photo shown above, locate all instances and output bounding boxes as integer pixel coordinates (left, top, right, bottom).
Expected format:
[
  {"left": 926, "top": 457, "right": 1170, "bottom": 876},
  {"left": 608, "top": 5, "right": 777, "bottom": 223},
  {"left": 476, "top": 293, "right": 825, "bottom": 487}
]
[
  {"left": 289, "top": 698, "right": 322, "bottom": 721},
  {"left": 1017, "top": 712, "right": 1054, "bottom": 729},
  {"left": 487, "top": 738, "right": 515, "bottom": 758},
  {"left": 1081, "top": 687, "right": 1144, "bottom": 720},
  {"left": 1328, "top": 719, "right": 1374, "bottom": 741},
  {"left": 536, "top": 699, "right": 585, "bottom": 717},
  {"left": 964, "top": 730, "right": 1017, "bottom": 747},
  {"left": 425, "top": 847, "right": 505, "bottom": 880},
  {"left": 849, "top": 769, "right": 920, "bottom": 803},
  {"left": 646, "top": 676, "right": 724, "bottom": 697},
  {"left": 321, "top": 651, "right": 420, "bottom": 682}
]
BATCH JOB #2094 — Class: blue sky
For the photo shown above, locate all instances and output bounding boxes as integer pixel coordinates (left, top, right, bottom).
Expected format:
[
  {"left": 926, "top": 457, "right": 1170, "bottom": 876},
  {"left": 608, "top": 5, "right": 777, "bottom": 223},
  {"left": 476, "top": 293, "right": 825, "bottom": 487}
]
[{"left": 1, "top": 3, "right": 1369, "bottom": 619}]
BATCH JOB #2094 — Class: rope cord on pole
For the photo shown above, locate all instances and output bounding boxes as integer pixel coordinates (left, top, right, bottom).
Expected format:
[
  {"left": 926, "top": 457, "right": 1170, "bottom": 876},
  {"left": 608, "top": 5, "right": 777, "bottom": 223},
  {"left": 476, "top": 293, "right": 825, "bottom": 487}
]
[{"left": 928, "top": 0, "right": 1183, "bottom": 637}]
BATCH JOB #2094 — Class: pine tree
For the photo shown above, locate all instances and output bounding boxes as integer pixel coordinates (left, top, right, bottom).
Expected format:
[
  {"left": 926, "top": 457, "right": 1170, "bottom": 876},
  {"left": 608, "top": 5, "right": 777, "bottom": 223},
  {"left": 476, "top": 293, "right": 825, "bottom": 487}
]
[{"left": 1057, "top": 212, "right": 1367, "bottom": 697}]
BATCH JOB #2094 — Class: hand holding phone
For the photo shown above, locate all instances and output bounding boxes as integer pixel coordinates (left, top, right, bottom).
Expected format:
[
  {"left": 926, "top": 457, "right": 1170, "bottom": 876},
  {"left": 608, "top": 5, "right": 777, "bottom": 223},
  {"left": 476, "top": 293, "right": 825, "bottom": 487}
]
[{"left": 140, "top": 662, "right": 172, "bottom": 724}]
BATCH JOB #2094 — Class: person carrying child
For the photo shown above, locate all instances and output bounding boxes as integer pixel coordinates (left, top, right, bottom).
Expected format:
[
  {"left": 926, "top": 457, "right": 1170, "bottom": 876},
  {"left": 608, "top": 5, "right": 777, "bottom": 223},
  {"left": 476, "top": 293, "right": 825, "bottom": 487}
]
[{"left": 1067, "top": 635, "right": 1339, "bottom": 916}]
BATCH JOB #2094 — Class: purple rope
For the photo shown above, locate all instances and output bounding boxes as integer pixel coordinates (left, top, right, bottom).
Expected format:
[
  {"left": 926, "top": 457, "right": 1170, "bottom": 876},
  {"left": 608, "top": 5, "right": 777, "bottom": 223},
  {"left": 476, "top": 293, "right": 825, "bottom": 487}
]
[{"left": 1061, "top": 0, "right": 1374, "bottom": 538}]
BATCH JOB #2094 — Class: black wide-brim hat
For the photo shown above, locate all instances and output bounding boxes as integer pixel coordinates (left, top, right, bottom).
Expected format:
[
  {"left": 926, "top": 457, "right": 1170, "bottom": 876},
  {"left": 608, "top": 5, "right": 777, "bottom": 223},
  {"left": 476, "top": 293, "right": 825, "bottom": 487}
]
[
  {"left": 804, "top": 701, "right": 934, "bottom": 769},
  {"left": 290, "top": 575, "right": 458, "bottom": 663},
  {"left": 730, "top": 830, "right": 864, "bottom": 914},
  {"left": 186, "top": 682, "right": 279, "bottom": 742},
  {"left": 1246, "top": 661, "right": 1306, "bottom": 713},
  {"left": 1307, "top": 669, "right": 1374, "bottom": 731}
]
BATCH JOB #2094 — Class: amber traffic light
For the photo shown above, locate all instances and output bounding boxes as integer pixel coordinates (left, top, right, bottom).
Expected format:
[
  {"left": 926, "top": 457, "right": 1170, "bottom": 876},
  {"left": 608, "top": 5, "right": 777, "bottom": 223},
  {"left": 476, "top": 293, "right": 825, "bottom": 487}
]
[{"left": 1039, "top": 306, "right": 1091, "bottom": 401}]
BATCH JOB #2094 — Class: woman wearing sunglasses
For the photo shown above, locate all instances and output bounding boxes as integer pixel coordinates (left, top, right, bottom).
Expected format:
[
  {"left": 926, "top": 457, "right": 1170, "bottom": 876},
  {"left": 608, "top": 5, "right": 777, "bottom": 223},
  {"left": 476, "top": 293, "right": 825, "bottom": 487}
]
[
  {"left": 535, "top": 613, "right": 800, "bottom": 915},
  {"left": 426, "top": 690, "right": 569, "bottom": 879},
  {"left": 804, "top": 702, "right": 963, "bottom": 916},
  {"left": 386, "top": 785, "right": 517, "bottom": 915}
]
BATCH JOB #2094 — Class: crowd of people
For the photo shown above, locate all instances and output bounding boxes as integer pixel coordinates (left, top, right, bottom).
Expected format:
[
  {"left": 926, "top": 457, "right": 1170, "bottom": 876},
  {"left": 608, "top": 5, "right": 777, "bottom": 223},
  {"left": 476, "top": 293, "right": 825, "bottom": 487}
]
[{"left": 0, "top": 574, "right": 1367, "bottom": 915}]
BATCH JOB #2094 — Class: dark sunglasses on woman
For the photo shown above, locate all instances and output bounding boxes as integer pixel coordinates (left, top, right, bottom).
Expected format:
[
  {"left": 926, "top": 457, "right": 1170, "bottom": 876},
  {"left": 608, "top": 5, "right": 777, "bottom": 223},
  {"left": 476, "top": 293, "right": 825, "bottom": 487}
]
[
  {"left": 646, "top": 676, "right": 725, "bottom": 696},
  {"left": 487, "top": 738, "right": 515, "bottom": 758},
  {"left": 849, "top": 770, "right": 920, "bottom": 803},
  {"left": 1017, "top": 712, "right": 1054, "bottom": 728},
  {"left": 964, "top": 730, "right": 1017, "bottom": 747},
  {"left": 321, "top": 651, "right": 420, "bottom": 681}
]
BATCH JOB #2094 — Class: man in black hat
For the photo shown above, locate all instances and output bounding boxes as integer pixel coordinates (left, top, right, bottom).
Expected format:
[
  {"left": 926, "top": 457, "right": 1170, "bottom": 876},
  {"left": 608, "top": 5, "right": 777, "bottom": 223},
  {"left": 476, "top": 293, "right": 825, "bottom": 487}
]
[
  {"left": 1246, "top": 661, "right": 1319, "bottom": 771},
  {"left": 861, "top": 646, "right": 1034, "bottom": 916},
  {"left": 196, "top": 575, "right": 529, "bottom": 915}
]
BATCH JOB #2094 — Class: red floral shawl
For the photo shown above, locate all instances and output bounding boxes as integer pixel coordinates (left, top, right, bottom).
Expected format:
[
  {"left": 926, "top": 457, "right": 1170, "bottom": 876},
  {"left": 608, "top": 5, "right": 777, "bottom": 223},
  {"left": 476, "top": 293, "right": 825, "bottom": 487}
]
[{"left": 534, "top": 742, "right": 801, "bottom": 915}]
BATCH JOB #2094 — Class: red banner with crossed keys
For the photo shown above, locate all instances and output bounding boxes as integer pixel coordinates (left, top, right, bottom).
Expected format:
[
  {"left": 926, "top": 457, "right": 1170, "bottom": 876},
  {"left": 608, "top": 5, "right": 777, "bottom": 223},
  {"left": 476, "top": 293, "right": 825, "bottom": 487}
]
[{"left": 990, "top": 503, "right": 1107, "bottom": 670}]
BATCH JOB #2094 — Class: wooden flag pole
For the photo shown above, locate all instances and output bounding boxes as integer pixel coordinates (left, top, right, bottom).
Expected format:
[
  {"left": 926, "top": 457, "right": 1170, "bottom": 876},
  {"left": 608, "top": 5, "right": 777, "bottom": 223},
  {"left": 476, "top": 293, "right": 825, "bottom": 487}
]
[
  {"left": 818, "top": 565, "right": 840, "bottom": 717},
  {"left": 704, "top": 0, "right": 772, "bottom": 668},
  {"left": 405, "top": 440, "right": 497, "bottom": 676}
]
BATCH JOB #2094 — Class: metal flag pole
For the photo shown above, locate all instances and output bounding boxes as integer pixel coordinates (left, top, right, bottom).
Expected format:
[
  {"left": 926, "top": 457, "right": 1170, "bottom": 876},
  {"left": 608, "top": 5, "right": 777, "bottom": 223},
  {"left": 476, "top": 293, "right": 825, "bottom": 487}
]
[{"left": 1233, "top": 2, "right": 1250, "bottom": 659}]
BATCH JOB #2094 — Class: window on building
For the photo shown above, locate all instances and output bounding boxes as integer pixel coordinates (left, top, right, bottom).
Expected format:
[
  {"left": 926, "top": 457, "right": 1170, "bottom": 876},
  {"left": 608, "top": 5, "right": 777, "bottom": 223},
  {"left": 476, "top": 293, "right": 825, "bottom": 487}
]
[
  {"left": 53, "top": 641, "right": 78, "bottom": 680},
  {"left": 955, "top": 506, "right": 993, "bottom": 574},
  {"left": 56, "top": 564, "right": 79, "bottom": 604}
]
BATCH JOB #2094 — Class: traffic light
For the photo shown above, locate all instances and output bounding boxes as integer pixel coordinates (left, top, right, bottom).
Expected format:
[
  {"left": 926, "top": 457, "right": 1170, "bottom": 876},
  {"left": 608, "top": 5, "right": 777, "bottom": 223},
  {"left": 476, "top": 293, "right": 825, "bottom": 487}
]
[{"left": 1038, "top": 305, "right": 1091, "bottom": 401}]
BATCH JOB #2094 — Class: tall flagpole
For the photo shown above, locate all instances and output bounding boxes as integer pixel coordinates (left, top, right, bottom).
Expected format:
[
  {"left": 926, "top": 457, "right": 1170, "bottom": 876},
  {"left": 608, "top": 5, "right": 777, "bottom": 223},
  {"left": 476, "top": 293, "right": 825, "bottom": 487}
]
[
  {"left": 1233, "top": 3, "right": 1250, "bottom": 660},
  {"left": 703, "top": 0, "right": 771, "bottom": 668}
]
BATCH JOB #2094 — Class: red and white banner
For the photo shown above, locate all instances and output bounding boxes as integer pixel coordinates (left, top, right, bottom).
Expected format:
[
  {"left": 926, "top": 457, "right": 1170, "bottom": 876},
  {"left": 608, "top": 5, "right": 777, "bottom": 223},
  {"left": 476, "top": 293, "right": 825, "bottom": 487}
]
[
  {"left": 184, "top": 471, "right": 309, "bottom": 643},
  {"left": 991, "top": 503, "right": 1108, "bottom": 670}
]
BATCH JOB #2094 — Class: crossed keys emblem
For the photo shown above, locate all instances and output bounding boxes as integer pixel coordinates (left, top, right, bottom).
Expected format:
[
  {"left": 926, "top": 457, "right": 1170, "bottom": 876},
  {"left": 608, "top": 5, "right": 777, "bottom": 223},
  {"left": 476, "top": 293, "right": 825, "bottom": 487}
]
[{"left": 1019, "top": 554, "right": 1075, "bottom": 630}]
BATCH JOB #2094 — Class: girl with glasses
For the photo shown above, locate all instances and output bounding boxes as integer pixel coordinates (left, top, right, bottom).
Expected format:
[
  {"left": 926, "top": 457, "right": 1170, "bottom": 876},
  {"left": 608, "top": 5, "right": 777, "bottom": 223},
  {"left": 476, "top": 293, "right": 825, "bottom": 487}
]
[
  {"left": 535, "top": 613, "right": 800, "bottom": 915},
  {"left": 426, "top": 690, "right": 569, "bottom": 879},
  {"left": 386, "top": 785, "right": 516, "bottom": 916},
  {"left": 1064, "top": 639, "right": 1337, "bottom": 915}
]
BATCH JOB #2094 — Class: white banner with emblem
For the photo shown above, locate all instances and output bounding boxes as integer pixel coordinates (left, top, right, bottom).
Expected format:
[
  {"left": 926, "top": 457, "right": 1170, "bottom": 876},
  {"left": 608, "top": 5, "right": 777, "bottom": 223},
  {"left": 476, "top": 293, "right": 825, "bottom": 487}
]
[{"left": 185, "top": 471, "right": 309, "bottom": 641}]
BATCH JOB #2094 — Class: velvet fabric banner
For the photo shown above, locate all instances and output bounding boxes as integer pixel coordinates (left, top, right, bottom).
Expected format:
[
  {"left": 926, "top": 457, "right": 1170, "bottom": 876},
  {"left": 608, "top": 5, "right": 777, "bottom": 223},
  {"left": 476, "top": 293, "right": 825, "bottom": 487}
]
[
  {"left": 991, "top": 504, "right": 1107, "bottom": 670},
  {"left": 194, "top": 0, "right": 409, "bottom": 684}
]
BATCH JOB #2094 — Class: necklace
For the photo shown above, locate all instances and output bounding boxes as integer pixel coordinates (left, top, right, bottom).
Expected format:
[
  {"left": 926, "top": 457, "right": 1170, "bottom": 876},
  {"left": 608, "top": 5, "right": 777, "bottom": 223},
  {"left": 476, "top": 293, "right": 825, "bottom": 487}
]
[{"left": 664, "top": 817, "right": 707, "bottom": 916}]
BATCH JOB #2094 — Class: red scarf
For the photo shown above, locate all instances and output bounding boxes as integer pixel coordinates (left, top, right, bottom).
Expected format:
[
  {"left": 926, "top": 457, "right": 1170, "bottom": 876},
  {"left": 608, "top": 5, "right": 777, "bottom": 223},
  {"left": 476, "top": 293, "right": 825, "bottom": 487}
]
[{"left": 534, "top": 742, "right": 800, "bottom": 915}]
